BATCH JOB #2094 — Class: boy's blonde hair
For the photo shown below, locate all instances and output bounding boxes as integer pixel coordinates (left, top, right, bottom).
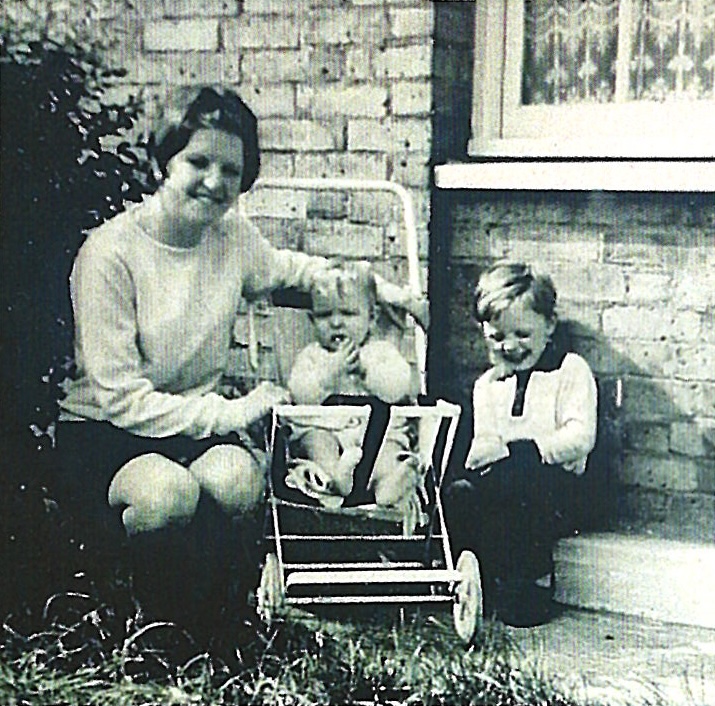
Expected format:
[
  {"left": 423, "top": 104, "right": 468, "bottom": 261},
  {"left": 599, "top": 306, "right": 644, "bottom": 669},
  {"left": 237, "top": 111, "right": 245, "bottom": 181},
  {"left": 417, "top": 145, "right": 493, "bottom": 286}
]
[{"left": 474, "top": 261, "right": 557, "bottom": 324}]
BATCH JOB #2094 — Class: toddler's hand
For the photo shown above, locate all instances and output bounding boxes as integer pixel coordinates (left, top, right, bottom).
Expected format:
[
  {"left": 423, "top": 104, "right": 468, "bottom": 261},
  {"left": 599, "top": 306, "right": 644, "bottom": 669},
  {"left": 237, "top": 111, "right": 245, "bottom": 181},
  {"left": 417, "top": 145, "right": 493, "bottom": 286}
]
[{"left": 328, "top": 339, "right": 363, "bottom": 378}]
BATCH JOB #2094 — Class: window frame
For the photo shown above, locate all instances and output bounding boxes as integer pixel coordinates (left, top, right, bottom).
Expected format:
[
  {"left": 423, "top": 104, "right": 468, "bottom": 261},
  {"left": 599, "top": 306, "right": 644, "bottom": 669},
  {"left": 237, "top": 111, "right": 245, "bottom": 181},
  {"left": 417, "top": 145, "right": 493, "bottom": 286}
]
[{"left": 468, "top": 0, "right": 715, "bottom": 159}]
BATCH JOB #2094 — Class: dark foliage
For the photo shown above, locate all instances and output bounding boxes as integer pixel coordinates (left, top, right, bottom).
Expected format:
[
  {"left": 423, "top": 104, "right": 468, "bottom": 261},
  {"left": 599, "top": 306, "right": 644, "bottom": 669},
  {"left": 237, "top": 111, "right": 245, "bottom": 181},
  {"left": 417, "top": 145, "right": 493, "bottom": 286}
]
[{"left": 0, "top": 24, "right": 154, "bottom": 624}]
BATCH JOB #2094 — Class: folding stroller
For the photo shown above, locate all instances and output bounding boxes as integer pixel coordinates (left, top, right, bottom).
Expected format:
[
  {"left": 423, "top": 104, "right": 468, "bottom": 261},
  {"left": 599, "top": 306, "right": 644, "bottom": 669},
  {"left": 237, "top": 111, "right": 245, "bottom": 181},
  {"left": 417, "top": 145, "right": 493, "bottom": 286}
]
[{"left": 237, "top": 178, "right": 483, "bottom": 643}]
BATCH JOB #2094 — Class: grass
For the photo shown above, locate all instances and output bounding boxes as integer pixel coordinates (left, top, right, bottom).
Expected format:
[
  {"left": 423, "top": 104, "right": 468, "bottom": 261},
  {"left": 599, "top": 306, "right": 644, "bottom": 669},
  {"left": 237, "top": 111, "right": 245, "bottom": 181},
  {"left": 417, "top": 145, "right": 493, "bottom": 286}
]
[{"left": 0, "top": 587, "right": 666, "bottom": 706}]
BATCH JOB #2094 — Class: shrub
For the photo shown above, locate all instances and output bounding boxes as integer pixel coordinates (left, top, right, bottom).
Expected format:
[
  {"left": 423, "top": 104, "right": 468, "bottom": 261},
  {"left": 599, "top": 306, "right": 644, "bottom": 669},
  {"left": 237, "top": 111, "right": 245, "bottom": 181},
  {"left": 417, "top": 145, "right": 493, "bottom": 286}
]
[{"left": 0, "top": 1, "right": 153, "bottom": 622}]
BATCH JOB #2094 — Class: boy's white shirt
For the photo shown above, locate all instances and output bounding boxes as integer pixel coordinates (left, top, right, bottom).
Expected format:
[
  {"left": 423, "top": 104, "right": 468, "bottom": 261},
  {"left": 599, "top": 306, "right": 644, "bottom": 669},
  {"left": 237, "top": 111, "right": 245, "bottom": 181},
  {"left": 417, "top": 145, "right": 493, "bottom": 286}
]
[
  {"left": 469, "top": 352, "right": 597, "bottom": 475},
  {"left": 60, "top": 205, "right": 328, "bottom": 439}
]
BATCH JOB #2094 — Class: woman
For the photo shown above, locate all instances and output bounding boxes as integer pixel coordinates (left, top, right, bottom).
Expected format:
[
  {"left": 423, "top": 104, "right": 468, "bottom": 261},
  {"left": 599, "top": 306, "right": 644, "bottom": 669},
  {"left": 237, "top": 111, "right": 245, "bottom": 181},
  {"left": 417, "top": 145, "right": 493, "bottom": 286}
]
[{"left": 56, "top": 86, "right": 422, "bottom": 638}]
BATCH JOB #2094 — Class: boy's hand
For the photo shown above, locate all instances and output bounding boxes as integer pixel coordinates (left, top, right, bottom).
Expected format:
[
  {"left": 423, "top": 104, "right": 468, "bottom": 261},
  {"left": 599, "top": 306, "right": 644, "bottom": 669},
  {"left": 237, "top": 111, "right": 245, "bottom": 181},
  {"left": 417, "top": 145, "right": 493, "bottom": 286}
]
[{"left": 465, "top": 436, "right": 510, "bottom": 471}]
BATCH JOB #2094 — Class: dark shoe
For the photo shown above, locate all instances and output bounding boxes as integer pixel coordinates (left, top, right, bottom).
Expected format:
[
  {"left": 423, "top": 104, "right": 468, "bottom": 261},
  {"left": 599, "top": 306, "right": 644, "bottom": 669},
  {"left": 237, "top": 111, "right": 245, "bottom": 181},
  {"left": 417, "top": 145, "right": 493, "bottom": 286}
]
[{"left": 494, "top": 580, "right": 555, "bottom": 628}]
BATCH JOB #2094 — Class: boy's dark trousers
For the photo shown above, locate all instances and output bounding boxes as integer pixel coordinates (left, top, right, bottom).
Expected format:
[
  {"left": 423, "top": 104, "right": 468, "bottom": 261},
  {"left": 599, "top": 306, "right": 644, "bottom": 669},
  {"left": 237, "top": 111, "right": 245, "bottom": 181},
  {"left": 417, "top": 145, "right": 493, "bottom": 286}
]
[{"left": 443, "top": 440, "right": 578, "bottom": 622}]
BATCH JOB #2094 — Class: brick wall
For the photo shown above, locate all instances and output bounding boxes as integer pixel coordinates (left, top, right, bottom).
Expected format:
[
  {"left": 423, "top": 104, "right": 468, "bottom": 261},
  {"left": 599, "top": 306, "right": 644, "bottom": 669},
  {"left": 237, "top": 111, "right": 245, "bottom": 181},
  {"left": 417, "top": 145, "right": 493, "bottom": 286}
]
[
  {"left": 15, "top": 0, "right": 714, "bottom": 538},
  {"left": 433, "top": 190, "right": 715, "bottom": 541},
  {"left": 90, "top": 0, "right": 435, "bottom": 401},
  {"left": 96, "top": 0, "right": 433, "bottom": 265}
]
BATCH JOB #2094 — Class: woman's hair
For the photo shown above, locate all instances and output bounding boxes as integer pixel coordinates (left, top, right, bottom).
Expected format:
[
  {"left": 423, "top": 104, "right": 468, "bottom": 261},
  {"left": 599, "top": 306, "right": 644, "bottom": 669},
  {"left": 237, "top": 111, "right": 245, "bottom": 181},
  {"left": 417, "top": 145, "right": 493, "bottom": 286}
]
[
  {"left": 474, "top": 261, "right": 557, "bottom": 323},
  {"left": 153, "top": 86, "right": 260, "bottom": 193}
]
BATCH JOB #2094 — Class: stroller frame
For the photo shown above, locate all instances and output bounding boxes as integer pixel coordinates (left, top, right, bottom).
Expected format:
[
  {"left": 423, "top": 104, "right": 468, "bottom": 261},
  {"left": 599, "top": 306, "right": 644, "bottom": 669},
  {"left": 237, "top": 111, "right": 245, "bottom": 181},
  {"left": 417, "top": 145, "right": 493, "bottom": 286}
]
[{"left": 250, "top": 178, "right": 483, "bottom": 643}]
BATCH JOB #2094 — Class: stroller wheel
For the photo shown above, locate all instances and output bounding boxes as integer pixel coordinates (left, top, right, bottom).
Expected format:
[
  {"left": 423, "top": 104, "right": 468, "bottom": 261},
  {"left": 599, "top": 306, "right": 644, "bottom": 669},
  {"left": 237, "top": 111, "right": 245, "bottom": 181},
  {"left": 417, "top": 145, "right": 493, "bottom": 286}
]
[
  {"left": 453, "top": 550, "right": 483, "bottom": 643},
  {"left": 257, "top": 553, "right": 284, "bottom": 624}
]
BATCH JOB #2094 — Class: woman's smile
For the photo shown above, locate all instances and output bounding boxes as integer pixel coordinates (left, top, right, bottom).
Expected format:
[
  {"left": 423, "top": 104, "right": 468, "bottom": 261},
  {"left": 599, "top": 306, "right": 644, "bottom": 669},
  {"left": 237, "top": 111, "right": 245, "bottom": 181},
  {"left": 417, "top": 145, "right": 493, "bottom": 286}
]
[{"left": 190, "top": 187, "right": 227, "bottom": 206}]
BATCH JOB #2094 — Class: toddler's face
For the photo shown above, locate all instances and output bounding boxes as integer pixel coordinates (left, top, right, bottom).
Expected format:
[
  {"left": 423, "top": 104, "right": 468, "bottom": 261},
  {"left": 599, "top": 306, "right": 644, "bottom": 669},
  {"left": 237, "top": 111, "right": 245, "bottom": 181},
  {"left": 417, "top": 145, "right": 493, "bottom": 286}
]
[
  {"left": 311, "top": 286, "right": 373, "bottom": 352},
  {"left": 482, "top": 297, "right": 555, "bottom": 373}
]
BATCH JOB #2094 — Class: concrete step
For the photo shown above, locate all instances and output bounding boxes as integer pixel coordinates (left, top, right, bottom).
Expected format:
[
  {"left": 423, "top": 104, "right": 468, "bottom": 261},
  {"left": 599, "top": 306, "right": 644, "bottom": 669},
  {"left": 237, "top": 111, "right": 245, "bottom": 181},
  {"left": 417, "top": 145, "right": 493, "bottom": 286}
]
[{"left": 553, "top": 533, "right": 715, "bottom": 629}]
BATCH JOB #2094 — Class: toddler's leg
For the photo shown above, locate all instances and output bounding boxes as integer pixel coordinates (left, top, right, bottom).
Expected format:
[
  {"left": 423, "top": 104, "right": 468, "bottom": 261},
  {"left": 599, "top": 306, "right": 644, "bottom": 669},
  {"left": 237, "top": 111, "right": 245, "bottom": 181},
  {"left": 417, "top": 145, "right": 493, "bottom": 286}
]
[
  {"left": 299, "top": 428, "right": 355, "bottom": 496},
  {"left": 370, "top": 438, "right": 416, "bottom": 507},
  {"left": 107, "top": 453, "right": 200, "bottom": 536},
  {"left": 189, "top": 444, "right": 265, "bottom": 515}
]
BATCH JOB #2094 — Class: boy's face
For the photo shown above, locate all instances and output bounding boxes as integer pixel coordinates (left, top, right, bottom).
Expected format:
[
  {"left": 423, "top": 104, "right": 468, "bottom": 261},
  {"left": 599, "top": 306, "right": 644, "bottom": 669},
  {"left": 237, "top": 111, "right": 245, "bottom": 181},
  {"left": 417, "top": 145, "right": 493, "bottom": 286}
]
[
  {"left": 311, "top": 285, "right": 373, "bottom": 352},
  {"left": 482, "top": 297, "right": 555, "bottom": 373}
]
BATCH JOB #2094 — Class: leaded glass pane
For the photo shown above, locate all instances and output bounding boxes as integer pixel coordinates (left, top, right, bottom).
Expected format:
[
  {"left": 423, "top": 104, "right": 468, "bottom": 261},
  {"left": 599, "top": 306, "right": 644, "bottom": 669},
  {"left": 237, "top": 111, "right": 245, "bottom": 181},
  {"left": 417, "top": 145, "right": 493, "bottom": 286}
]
[
  {"left": 631, "top": 0, "right": 715, "bottom": 99},
  {"left": 522, "top": 0, "right": 715, "bottom": 104}
]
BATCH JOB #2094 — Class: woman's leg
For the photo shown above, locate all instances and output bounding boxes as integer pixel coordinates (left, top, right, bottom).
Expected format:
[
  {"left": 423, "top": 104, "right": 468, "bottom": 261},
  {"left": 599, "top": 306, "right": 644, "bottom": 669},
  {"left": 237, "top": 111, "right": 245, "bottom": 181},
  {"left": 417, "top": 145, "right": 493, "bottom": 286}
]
[
  {"left": 56, "top": 423, "right": 262, "bottom": 639},
  {"left": 188, "top": 444, "right": 265, "bottom": 516},
  {"left": 108, "top": 453, "right": 200, "bottom": 535},
  {"left": 187, "top": 444, "right": 268, "bottom": 630}
]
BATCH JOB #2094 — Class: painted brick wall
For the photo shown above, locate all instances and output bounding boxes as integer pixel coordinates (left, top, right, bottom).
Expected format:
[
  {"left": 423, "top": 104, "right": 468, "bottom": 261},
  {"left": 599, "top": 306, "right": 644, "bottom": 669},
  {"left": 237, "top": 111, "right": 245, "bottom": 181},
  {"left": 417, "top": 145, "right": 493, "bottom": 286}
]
[
  {"left": 435, "top": 190, "right": 715, "bottom": 540},
  {"left": 96, "top": 0, "right": 433, "bottom": 269}
]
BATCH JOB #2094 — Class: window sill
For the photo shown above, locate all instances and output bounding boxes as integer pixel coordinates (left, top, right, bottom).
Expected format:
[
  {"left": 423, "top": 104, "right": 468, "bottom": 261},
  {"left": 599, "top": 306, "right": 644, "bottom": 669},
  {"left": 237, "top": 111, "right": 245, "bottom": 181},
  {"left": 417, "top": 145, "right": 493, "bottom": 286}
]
[{"left": 434, "top": 160, "right": 715, "bottom": 192}]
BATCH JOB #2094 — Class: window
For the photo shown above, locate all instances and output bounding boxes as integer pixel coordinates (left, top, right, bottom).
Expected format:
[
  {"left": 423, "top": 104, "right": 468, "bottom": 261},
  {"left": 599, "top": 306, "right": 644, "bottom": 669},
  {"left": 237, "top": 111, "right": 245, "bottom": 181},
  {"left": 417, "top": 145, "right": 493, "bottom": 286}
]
[{"left": 469, "top": 0, "right": 715, "bottom": 157}]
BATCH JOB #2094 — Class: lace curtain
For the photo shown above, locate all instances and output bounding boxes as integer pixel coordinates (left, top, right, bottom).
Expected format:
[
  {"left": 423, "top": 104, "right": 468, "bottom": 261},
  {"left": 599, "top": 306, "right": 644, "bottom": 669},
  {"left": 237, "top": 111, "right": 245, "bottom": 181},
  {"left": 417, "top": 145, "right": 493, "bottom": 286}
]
[{"left": 523, "top": 0, "right": 715, "bottom": 104}]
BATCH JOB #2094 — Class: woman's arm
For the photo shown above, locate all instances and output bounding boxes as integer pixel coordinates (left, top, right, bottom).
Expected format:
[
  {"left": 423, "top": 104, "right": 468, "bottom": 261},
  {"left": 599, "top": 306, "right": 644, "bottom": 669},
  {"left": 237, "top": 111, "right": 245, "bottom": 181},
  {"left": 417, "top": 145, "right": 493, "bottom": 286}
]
[
  {"left": 372, "top": 275, "right": 429, "bottom": 330},
  {"left": 235, "top": 215, "right": 426, "bottom": 324},
  {"left": 237, "top": 218, "right": 330, "bottom": 297},
  {"left": 70, "top": 236, "right": 287, "bottom": 439}
]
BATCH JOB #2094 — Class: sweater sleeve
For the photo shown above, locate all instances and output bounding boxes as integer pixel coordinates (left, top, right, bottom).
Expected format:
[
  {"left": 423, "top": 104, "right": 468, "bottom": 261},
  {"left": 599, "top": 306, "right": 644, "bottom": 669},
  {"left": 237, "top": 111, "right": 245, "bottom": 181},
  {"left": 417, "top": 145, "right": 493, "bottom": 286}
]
[
  {"left": 287, "top": 344, "right": 336, "bottom": 404},
  {"left": 237, "top": 217, "right": 329, "bottom": 298},
  {"left": 467, "top": 371, "right": 510, "bottom": 469},
  {"left": 360, "top": 340, "right": 417, "bottom": 403},
  {"left": 533, "top": 353, "right": 598, "bottom": 472},
  {"left": 70, "top": 236, "right": 272, "bottom": 439}
]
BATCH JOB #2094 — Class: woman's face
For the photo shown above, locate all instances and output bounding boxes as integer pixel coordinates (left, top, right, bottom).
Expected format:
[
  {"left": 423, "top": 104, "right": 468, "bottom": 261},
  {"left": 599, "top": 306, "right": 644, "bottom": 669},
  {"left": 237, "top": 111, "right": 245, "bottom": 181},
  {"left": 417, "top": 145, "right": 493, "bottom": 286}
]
[
  {"left": 482, "top": 297, "right": 555, "bottom": 372},
  {"left": 162, "top": 128, "right": 244, "bottom": 225}
]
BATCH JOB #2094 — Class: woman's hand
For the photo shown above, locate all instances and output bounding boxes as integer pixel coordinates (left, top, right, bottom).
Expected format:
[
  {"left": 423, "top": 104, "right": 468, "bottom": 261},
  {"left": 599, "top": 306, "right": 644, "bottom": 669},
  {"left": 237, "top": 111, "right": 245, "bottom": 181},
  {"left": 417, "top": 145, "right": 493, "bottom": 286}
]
[
  {"left": 373, "top": 275, "right": 429, "bottom": 330},
  {"left": 243, "top": 381, "right": 292, "bottom": 424}
]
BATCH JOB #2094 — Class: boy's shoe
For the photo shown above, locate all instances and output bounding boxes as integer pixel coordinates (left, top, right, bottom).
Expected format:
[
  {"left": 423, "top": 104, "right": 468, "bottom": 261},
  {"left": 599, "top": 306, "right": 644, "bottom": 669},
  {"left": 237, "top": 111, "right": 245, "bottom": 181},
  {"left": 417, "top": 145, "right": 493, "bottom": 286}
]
[{"left": 493, "top": 579, "right": 556, "bottom": 628}]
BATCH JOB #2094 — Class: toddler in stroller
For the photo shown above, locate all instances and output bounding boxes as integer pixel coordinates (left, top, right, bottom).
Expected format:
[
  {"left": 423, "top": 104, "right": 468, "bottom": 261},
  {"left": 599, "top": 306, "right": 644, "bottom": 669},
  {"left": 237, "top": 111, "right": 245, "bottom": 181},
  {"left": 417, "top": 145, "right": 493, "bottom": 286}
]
[{"left": 285, "top": 262, "right": 421, "bottom": 510}]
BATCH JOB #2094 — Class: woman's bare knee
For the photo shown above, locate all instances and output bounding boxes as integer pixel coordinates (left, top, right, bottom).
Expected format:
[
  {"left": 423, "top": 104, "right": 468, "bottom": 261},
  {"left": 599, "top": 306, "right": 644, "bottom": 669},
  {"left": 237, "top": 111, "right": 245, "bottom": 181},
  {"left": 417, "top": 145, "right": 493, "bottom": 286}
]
[
  {"left": 107, "top": 453, "right": 200, "bottom": 535},
  {"left": 189, "top": 445, "right": 265, "bottom": 515}
]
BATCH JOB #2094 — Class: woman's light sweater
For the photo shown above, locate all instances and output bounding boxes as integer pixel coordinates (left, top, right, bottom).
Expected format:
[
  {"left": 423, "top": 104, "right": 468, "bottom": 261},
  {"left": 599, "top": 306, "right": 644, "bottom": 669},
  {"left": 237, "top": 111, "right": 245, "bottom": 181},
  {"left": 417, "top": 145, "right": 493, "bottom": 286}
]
[{"left": 60, "top": 205, "right": 326, "bottom": 439}]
